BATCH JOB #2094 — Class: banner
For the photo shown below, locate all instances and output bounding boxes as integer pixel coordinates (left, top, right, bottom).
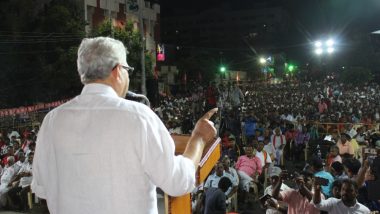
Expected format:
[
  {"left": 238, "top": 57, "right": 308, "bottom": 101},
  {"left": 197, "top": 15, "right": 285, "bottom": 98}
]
[{"left": 0, "top": 99, "right": 71, "bottom": 118}]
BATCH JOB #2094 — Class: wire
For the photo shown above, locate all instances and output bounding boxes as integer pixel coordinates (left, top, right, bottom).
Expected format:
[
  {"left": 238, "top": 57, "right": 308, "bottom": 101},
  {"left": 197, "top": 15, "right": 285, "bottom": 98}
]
[
  {"left": 0, "top": 50, "right": 62, "bottom": 55},
  {"left": 0, "top": 30, "right": 84, "bottom": 36}
]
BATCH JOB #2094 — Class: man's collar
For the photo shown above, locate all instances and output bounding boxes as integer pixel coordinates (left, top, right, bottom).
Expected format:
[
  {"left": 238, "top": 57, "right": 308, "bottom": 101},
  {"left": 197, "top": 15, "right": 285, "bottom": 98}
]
[{"left": 81, "top": 83, "right": 119, "bottom": 98}]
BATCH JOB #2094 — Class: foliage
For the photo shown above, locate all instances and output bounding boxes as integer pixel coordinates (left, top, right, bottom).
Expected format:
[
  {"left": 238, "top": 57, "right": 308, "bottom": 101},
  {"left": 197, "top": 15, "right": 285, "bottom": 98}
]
[
  {"left": 176, "top": 50, "right": 218, "bottom": 84},
  {"left": 91, "top": 20, "right": 154, "bottom": 82},
  {"left": 0, "top": 0, "right": 85, "bottom": 107}
]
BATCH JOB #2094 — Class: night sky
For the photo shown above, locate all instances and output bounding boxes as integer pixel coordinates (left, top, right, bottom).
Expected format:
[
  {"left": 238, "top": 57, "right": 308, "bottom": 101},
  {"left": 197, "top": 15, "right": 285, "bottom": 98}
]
[
  {"left": 159, "top": 0, "right": 380, "bottom": 62},
  {"left": 160, "top": 0, "right": 380, "bottom": 33}
]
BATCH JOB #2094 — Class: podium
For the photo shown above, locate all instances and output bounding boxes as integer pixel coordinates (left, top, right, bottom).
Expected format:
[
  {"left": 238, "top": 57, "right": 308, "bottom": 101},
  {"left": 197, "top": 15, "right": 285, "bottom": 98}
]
[{"left": 164, "top": 135, "right": 221, "bottom": 214}]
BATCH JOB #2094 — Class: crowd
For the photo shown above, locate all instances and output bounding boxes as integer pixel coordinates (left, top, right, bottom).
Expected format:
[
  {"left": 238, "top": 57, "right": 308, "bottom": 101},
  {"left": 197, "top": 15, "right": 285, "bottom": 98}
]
[
  {"left": 154, "top": 79, "right": 380, "bottom": 213},
  {"left": 0, "top": 127, "right": 37, "bottom": 212},
  {"left": 0, "top": 78, "right": 379, "bottom": 213}
]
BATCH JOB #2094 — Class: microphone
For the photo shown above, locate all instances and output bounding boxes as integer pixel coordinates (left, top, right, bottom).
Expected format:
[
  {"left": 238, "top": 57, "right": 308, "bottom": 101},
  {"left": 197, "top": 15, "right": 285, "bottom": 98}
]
[{"left": 126, "top": 91, "right": 151, "bottom": 107}]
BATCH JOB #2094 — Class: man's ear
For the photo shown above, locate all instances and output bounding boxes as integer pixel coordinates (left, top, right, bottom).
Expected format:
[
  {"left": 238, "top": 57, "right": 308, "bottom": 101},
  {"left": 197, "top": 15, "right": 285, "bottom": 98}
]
[{"left": 111, "top": 66, "right": 121, "bottom": 80}]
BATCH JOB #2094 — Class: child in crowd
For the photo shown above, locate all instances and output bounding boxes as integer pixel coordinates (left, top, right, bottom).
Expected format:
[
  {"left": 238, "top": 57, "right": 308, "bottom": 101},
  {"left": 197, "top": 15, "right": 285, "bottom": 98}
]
[{"left": 326, "top": 145, "right": 342, "bottom": 167}]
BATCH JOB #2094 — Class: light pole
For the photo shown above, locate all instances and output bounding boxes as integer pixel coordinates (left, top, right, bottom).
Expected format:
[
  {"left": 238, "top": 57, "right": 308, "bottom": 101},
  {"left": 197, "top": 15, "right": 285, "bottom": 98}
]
[
  {"left": 138, "top": 0, "right": 146, "bottom": 95},
  {"left": 314, "top": 38, "right": 336, "bottom": 76},
  {"left": 314, "top": 39, "right": 335, "bottom": 55},
  {"left": 259, "top": 57, "right": 269, "bottom": 81}
]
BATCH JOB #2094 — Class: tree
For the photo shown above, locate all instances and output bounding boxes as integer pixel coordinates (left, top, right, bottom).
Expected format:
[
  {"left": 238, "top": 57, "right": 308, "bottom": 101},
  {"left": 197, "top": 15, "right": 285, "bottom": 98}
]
[
  {"left": 0, "top": 0, "right": 85, "bottom": 108},
  {"left": 91, "top": 20, "right": 153, "bottom": 91}
]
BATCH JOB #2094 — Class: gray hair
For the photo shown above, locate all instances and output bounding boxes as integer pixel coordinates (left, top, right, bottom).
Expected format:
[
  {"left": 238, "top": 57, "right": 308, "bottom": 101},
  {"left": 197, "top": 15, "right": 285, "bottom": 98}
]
[
  {"left": 77, "top": 37, "right": 127, "bottom": 84},
  {"left": 7, "top": 156, "right": 15, "bottom": 165}
]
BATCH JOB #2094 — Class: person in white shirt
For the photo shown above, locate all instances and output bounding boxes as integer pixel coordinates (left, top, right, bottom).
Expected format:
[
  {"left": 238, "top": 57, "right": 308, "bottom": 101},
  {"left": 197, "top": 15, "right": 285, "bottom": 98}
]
[
  {"left": 0, "top": 156, "right": 16, "bottom": 207},
  {"left": 13, "top": 152, "right": 26, "bottom": 174},
  {"left": 221, "top": 156, "right": 239, "bottom": 211},
  {"left": 8, "top": 152, "right": 34, "bottom": 211},
  {"left": 313, "top": 178, "right": 370, "bottom": 214},
  {"left": 263, "top": 167, "right": 290, "bottom": 214},
  {"left": 262, "top": 137, "right": 275, "bottom": 162},
  {"left": 204, "top": 163, "right": 225, "bottom": 189},
  {"left": 32, "top": 37, "right": 218, "bottom": 214},
  {"left": 256, "top": 140, "right": 272, "bottom": 168},
  {"left": 221, "top": 156, "right": 239, "bottom": 197}
]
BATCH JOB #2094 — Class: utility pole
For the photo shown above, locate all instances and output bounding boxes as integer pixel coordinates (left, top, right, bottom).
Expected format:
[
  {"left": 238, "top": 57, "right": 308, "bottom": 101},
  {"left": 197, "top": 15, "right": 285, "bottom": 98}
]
[
  {"left": 138, "top": 0, "right": 146, "bottom": 95},
  {"left": 108, "top": 0, "right": 114, "bottom": 37}
]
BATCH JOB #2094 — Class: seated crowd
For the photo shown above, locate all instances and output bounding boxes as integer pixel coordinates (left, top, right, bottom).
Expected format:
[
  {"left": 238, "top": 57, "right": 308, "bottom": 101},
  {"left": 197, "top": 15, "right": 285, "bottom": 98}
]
[
  {"left": 0, "top": 78, "right": 379, "bottom": 213},
  {"left": 155, "top": 79, "right": 380, "bottom": 213},
  {"left": 0, "top": 127, "right": 37, "bottom": 211}
]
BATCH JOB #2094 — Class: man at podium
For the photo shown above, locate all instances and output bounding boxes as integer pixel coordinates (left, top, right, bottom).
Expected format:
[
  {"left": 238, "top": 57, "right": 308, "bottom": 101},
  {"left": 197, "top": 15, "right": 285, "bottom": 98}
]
[{"left": 31, "top": 37, "right": 218, "bottom": 214}]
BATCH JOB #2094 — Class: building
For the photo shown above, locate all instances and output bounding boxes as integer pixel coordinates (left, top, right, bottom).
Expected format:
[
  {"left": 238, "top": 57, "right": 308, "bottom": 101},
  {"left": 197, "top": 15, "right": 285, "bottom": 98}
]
[{"left": 81, "top": 0, "right": 160, "bottom": 64}]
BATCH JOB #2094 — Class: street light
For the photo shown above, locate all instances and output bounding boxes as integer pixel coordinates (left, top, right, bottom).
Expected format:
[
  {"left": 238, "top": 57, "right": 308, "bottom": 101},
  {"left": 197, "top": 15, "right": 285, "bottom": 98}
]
[
  {"left": 313, "top": 38, "right": 337, "bottom": 77},
  {"left": 315, "top": 48, "right": 323, "bottom": 55},
  {"left": 259, "top": 56, "right": 271, "bottom": 81},
  {"left": 327, "top": 47, "right": 334, "bottom": 54},
  {"left": 315, "top": 41, "right": 322, "bottom": 48},
  {"left": 314, "top": 38, "right": 336, "bottom": 55},
  {"left": 259, "top": 57, "right": 266, "bottom": 64}
]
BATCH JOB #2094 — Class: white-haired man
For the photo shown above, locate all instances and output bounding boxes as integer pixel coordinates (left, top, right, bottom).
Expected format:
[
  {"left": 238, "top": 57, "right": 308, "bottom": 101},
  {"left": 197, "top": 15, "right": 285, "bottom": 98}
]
[{"left": 32, "top": 37, "right": 218, "bottom": 214}]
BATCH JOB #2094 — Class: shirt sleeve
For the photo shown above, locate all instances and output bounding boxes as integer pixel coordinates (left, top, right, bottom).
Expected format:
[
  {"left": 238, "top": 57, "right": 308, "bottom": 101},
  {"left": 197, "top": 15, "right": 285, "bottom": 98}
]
[
  {"left": 269, "top": 143, "right": 276, "bottom": 155},
  {"left": 235, "top": 157, "right": 242, "bottom": 170},
  {"left": 204, "top": 176, "right": 212, "bottom": 188},
  {"left": 31, "top": 116, "right": 50, "bottom": 199},
  {"left": 265, "top": 152, "right": 272, "bottom": 164},
  {"left": 348, "top": 142, "right": 354, "bottom": 155},
  {"left": 279, "top": 189, "right": 293, "bottom": 203},
  {"left": 138, "top": 109, "right": 196, "bottom": 197},
  {"left": 232, "top": 169, "right": 239, "bottom": 186},
  {"left": 313, "top": 197, "right": 335, "bottom": 212}
]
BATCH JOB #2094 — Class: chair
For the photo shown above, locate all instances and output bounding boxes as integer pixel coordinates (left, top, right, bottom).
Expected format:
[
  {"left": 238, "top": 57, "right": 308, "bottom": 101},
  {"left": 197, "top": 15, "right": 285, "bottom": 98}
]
[
  {"left": 248, "top": 179, "right": 259, "bottom": 202},
  {"left": 226, "top": 192, "right": 238, "bottom": 212},
  {"left": 27, "top": 190, "right": 40, "bottom": 210}
]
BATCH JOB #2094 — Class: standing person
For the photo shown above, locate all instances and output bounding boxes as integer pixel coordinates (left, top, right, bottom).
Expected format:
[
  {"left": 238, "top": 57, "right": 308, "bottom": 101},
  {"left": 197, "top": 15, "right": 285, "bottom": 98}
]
[
  {"left": 336, "top": 133, "right": 354, "bottom": 159},
  {"left": 326, "top": 145, "right": 342, "bottom": 167},
  {"left": 229, "top": 82, "right": 244, "bottom": 112},
  {"left": 205, "top": 82, "right": 218, "bottom": 111},
  {"left": 272, "top": 171, "right": 323, "bottom": 214},
  {"left": 262, "top": 167, "right": 290, "bottom": 214},
  {"left": 243, "top": 111, "right": 259, "bottom": 145},
  {"left": 313, "top": 179, "right": 370, "bottom": 213},
  {"left": 293, "top": 126, "right": 310, "bottom": 161},
  {"left": 310, "top": 157, "right": 334, "bottom": 198},
  {"left": 31, "top": 37, "right": 218, "bottom": 214},
  {"left": 203, "top": 177, "right": 232, "bottom": 214}
]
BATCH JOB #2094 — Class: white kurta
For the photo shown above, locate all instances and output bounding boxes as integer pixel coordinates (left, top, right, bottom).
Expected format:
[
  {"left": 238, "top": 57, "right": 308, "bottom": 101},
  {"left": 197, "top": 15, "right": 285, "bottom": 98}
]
[{"left": 32, "top": 83, "right": 196, "bottom": 214}]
